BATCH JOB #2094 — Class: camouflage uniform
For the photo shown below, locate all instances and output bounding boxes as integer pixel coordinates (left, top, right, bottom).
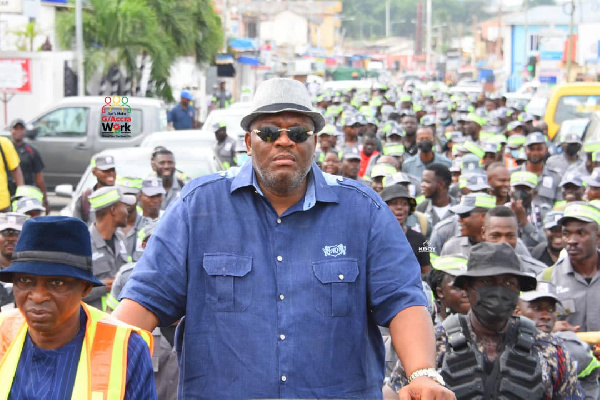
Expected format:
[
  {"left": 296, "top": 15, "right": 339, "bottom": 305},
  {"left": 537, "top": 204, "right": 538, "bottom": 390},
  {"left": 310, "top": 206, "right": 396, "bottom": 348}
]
[{"left": 388, "top": 315, "right": 583, "bottom": 399}]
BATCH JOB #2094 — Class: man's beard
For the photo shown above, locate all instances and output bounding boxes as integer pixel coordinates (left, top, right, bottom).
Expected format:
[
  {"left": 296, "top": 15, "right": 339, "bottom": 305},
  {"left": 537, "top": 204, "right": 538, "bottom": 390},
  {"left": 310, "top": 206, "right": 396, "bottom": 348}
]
[{"left": 253, "top": 159, "right": 312, "bottom": 196}]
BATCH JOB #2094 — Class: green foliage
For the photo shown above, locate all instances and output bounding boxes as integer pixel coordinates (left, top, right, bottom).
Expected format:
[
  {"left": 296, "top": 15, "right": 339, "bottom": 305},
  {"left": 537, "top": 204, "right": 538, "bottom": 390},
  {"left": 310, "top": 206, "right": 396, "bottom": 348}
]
[
  {"left": 10, "top": 22, "right": 41, "bottom": 52},
  {"left": 341, "top": 0, "right": 491, "bottom": 39},
  {"left": 56, "top": 0, "right": 222, "bottom": 100}
]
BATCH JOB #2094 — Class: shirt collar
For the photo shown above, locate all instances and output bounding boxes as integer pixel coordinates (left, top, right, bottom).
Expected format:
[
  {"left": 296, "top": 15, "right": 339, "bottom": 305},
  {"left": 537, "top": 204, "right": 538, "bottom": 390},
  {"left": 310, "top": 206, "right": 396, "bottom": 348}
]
[{"left": 230, "top": 161, "right": 338, "bottom": 208}]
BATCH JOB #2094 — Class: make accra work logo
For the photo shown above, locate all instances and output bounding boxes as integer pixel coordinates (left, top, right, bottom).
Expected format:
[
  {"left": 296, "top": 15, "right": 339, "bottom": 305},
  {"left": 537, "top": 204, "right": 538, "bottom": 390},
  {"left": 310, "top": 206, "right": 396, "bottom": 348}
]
[{"left": 101, "top": 96, "right": 132, "bottom": 138}]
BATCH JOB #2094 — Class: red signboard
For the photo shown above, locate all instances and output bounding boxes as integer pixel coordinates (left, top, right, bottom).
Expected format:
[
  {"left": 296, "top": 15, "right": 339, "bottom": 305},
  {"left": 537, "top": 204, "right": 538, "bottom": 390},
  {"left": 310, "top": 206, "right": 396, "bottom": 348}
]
[{"left": 0, "top": 59, "right": 32, "bottom": 93}]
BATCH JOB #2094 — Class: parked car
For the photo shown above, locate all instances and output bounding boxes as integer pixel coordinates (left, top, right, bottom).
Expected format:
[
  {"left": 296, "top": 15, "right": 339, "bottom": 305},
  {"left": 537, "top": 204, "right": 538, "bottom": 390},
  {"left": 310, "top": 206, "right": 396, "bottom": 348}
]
[
  {"left": 56, "top": 145, "right": 218, "bottom": 216},
  {"left": 201, "top": 105, "right": 253, "bottom": 140},
  {"left": 140, "top": 130, "right": 213, "bottom": 148},
  {"left": 8, "top": 96, "right": 168, "bottom": 189},
  {"left": 543, "top": 83, "right": 600, "bottom": 139}
]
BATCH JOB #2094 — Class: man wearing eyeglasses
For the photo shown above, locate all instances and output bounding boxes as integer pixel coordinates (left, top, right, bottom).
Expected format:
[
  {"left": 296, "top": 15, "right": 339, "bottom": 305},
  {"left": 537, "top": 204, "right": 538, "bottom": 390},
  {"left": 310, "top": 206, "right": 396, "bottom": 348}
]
[
  {"left": 0, "top": 212, "right": 27, "bottom": 310},
  {"left": 114, "top": 78, "right": 454, "bottom": 400}
]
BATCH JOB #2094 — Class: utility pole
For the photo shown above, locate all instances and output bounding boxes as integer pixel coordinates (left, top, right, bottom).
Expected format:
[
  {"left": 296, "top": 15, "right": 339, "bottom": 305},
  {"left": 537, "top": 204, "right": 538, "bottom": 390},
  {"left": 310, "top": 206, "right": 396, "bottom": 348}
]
[
  {"left": 523, "top": 0, "right": 528, "bottom": 66},
  {"left": 222, "top": 0, "right": 228, "bottom": 52},
  {"left": 386, "top": 0, "right": 390, "bottom": 37},
  {"left": 75, "top": 0, "right": 84, "bottom": 96},
  {"left": 425, "top": 0, "right": 432, "bottom": 76},
  {"left": 566, "top": 0, "right": 575, "bottom": 82},
  {"left": 496, "top": 5, "right": 502, "bottom": 61}
]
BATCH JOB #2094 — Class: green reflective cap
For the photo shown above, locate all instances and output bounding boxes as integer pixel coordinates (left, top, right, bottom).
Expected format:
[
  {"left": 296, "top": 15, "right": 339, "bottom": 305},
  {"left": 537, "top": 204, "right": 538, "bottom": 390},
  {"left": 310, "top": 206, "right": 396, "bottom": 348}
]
[
  {"left": 318, "top": 124, "right": 336, "bottom": 136},
  {"left": 467, "top": 113, "right": 486, "bottom": 126},
  {"left": 89, "top": 187, "right": 136, "bottom": 211},
  {"left": 507, "top": 135, "right": 527, "bottom": 148},
  {"left": 432, "top": 255, "right": 468, "bottom": 276},
  {"left": 116, "top": 176, "right": 143, "bottom": 190},
  {"left": 14, "top": 185, "right": 43, "bottom": 202},
  {"left": 510, "top": 171, "right": 538, "bottom": 188},
  {"left": 560, "top": 202, "right": 600, "bottom": 226},
  {"left": 464, "top": 141, "right": 485, "bottom": 158},
  {"left": 371, "top": 164, "right": 398, "bottom": 178},
  {"left": 584, "top": 140, "right": 600, "bottom": 153},
  {"left": 383, "top": 144, "right": 405, "bottom": 156}
]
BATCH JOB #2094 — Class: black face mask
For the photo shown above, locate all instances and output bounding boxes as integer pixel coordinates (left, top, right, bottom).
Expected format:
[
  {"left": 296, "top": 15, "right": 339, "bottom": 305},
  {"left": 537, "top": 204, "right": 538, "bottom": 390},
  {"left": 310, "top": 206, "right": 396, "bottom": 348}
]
[
  {"left": 471, "top": 286, "right": 519, "bottom": 327},
  {"left": 417, "top": 140, "right": 434, "bottom": 153},
  {"left": 565, "top": 143, "right": 581, "bottom": 156},
  {"left": 512, "top": 188, "right": 532, "bottom": 207}
]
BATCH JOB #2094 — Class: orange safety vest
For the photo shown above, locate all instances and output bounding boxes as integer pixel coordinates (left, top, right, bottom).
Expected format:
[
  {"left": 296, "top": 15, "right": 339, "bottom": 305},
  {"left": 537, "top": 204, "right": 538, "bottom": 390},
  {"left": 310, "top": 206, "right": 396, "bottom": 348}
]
[{"left": 0, "top": 302, "right": 153, "bottom": 400}]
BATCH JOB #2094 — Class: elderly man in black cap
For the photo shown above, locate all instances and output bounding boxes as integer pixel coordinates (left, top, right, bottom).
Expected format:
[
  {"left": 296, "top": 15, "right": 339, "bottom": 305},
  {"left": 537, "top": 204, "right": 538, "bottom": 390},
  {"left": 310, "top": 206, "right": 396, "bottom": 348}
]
[
  {"left": 388, "top": 242, "right": 582, "bottom": 399},
  {"left": 0, "top": 216, "right": 156, "bottom": 399},
  {"left": 114, "top": 78, "right": 453, "bottom": 399}
]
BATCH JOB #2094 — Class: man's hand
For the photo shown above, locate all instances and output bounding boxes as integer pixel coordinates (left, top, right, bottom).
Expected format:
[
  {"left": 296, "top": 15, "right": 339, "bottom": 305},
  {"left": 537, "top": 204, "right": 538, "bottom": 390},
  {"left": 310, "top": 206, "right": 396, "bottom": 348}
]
[
  {"left": 399, "top": 377, "right": 455, "bottom": 400},
  {"left": 553, "top": 320, "right": 580, "bottom": 332},
  {"left": 510, "top": 199, "right": 528, "bottom": 227},
  {"left": 104, "top": 278, "right": 114, "bottom": 292}
]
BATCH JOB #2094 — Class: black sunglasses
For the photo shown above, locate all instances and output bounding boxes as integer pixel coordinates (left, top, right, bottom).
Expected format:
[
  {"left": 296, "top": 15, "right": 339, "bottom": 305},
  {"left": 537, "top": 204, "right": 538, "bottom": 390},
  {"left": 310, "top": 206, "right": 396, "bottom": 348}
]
[{"left": 251, "top": 126, "right": 313, "bottom": 143}]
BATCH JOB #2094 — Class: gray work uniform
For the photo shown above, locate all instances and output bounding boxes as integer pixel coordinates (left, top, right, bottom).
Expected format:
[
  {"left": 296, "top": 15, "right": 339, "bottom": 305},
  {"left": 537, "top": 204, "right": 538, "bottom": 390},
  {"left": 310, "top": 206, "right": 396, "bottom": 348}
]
[
  {"left": 543, "top": 253, "right": 600, "bottom": 331},
  {"left": 118, "top": 213, "right": 148, "bottom": 262},
  {"left": 161, "top": 177, "right": 182, "bottom": 211},
  {"left": 512, "top": 164, "right": 563, "bottom": 207},
  {"left": 112, "top": 263, "right": 179, "bottom": 400},
  {"left": 416, "top": 197, "right": 459, "bottom": 229},
  {"left": 72, "top": 187, "right": 96, "bottom": 225},
  {"left": 402, "top": 152, "right": 452, "bottom": 181},
  {"left": 430, "top": 216, "right": 532, "bottom": 257},
  {"left": 214, "top": 136, "right": 237, "bottom": 169},
  {"left": 440, "top": 235, "right": 535, "bottom": 264},
  {"left": 554, "top": 331, "right": 600, "bottom": 400},
  {"left": 84, "top": 224, "right": 129, "bottom": 310},
  {"left": 546, "top": 154, "right": 585, "bottom": 177},
  {"left": 504, "top": 200, "right": 550, "bottom": 250}
]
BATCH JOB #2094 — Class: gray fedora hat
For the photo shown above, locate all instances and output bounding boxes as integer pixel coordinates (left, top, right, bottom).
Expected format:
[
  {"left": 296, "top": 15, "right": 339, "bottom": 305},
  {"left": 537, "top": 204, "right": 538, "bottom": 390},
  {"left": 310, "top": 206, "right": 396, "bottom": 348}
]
[{"left": 240, "top": 78, "right": 326, "bottom": 133}]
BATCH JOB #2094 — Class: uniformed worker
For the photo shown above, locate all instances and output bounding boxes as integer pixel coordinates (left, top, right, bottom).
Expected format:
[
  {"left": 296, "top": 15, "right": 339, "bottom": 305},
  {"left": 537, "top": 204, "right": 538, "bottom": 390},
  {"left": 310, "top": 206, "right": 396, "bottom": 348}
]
[
  {"left": 140, "top": 177, "right": 165, "bottom": 221},
  {"left": 402, "top": 127, "right": 452, "bottom": 179},
  {"left": 512, "top": 132, "right": 562, "bottom": 208},
  {"left": 211, "top": 80, "right": 233, "bottom": 109},
  {"left": 530, "top": 211, "right": 564, "bottom": 267},
  {"left": 168, "top": 90, "right": 197, "bottom": 130},
  {"left": 555, "top": 172, "right": 585, "bottom": 210},
  {"left": 213, "top": 121, "right": 237, "bottom": 169},
  {"left": 110, "top": 219, "right": 179, "bottom": 400},
  {"left": 152, "top": 148, "right": 184, "bottom": 211},
  {"left": 517, "top": 282, "right": 600, "bottom": 399},
  {"left": 0, "top": 212, "right": 27, "bottom": 310},
  {"left": 0, "top": 216, "right": 156, "bottom": 399},
  {"left": 84, "top": 187, "right": 133, "bottom": 311},
  {"left": 481, "top": 206, "right": 547, "bottom": 276},
  {"left": 546, "top": 133, "right": 584, "bottom": 176},
  {"left": 370, "top": 163, "right": 397, "bottom": 194},
  {"left": 541, "top": 201, "right": 600, "bottom": 333},
  {"left": 116, "top": 176, "right": 146, "bottom": 262},
  {"left": 388, "top": 242, "right": 583, "bottom": 399},
  {"left": 487, "top": 162, "right": 511, "bottom": 205},
  {"left": 10, "top": 185, "right": 43, "bottom": 212},
  {"left": 425, "top": 255, "right": 469, "bottom": 324},
  {"left": 583, "top": 168, "right": 600, "bottom": 201},
  {"left": 340, "top": 151, "right": 362, "bottom": 181},
  {"left": 14, "top": 196, "right": 45, "bottom": 218},
  {"left": 73, "top": 154, "right": 116, "bottom": 225},
  {"left": 509, "top": 171, "right": 547, "bottom": 249},
  {"left": 417, "top": 164, "right": 457, "bottom": 231},
  {"left": 440, "top": 193, "right": 496, "bottom": 256},
  {"left": 314, "top": 124, "right": 339, "bottom": 166}
]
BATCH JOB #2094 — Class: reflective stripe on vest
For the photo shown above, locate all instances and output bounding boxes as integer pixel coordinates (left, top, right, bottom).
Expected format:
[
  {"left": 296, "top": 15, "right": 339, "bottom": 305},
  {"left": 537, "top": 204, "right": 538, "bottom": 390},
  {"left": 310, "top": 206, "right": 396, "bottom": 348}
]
[{"left": 0, "top": 302, "right": 153, "bottom": 400}]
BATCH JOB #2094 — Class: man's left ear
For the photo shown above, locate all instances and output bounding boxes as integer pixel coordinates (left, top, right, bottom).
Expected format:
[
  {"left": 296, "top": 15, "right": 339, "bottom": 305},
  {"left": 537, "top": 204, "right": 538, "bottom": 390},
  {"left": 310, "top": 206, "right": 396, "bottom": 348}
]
[{"left": 82, "top": 281, "right": 93, "bottom": 298}]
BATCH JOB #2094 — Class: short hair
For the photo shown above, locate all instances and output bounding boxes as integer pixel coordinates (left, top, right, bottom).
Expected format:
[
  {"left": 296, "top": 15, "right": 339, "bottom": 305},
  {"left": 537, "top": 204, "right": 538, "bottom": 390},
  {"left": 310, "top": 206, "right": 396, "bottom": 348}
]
[
  {"left": 363, "top": 133, "right": 377, "bottom": 142},
  {"left": 484, "top": 206, "right": 516, "bottom": 226},
  {"left": 425, "top": 163, "right": 452, "bottom": 188},
  {"left": 426, "top": 269, "right": 447, "bottom": 300},
  {"left": 326, "top": 150, "right": 340, "bottom": 160},
  {"left": 152, "top": 148, "right": 173, "bottom": 160},
  {"left": 402, "top": 114, "right": 418, "bottom": 122},
  {"left": 487, "top": 162, "right": 507, "bottom": 174}
]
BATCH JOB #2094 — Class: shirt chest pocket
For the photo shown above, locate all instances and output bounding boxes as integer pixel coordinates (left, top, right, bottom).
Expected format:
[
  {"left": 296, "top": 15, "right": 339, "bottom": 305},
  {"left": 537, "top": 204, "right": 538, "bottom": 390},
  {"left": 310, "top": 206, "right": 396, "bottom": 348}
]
[
  {"left": 312, "top": 259, "right": 359, "bottom": 317},
  {"left": 203, "top": 253, "right": 253, "bottom": 312}
]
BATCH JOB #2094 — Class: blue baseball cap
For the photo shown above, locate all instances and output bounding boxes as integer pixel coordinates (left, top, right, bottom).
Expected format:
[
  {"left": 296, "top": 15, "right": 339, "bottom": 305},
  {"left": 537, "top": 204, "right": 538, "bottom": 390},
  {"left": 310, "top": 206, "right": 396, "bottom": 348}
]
[{"left": 181, "top": 90, "right": 193, "bottom": 100}]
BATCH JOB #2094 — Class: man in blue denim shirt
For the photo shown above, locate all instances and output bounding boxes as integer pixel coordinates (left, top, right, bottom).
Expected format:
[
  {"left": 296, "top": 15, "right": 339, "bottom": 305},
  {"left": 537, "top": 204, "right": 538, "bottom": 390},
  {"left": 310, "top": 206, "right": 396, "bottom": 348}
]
[{"left": 114, "top": 79, "right": 454, "bottom": 400}]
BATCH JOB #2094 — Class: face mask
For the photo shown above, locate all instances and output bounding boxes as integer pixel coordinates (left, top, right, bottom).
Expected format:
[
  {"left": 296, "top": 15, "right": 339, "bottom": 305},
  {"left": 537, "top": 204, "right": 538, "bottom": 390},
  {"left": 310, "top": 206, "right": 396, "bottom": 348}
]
[
  {"left": 417, "top": 140, "right": 434, "bottom": 153},
  {"left": 471, "top": 286, "right": 519, "bottom": 327},
  {"left": 565, "top": 143, "right": 581, "bottom": 156}
]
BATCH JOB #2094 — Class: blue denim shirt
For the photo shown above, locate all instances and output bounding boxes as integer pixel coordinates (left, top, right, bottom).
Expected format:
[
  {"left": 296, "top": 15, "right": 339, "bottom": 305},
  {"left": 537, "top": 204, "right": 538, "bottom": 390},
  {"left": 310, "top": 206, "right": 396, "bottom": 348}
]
[{"left": 121, "top": 161, "right": 426, "bottom": 399}]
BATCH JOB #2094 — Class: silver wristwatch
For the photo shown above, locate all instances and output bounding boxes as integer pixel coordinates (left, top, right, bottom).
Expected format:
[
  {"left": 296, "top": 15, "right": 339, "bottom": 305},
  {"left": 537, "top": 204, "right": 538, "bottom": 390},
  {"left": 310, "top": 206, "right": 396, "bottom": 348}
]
[{"left": 408, "top": 368, "right": 446, "bottom": 386}]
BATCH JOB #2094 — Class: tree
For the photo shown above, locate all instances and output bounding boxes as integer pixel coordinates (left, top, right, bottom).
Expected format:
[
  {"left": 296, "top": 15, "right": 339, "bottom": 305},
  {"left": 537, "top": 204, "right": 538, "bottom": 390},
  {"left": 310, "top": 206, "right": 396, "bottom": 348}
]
[
  {"left": 56, "top": 0, "right": 222, "bottom": 100},
  {"left": 10, "top": 22, "right": 42, "bottom": 52}
]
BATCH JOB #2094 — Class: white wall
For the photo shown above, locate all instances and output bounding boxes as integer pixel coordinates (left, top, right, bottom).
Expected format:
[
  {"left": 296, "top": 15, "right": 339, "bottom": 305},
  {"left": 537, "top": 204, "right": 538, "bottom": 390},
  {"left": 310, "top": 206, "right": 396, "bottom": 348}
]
[
  {"left": 0, "top": 4, "right": 57, "bottom": 52},
  {"left": 260, "top": 11, "right": 308, "bottom": 47},
  {"left": 578, "top": 23, "right": 600, "bottom": 65}
]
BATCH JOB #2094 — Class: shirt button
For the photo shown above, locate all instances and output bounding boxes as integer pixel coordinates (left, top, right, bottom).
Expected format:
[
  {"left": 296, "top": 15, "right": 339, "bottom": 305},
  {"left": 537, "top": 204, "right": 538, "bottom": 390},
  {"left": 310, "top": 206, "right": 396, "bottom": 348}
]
[
  {"left": 281, "top": 375, "right": 287, "bottom": 382},
  {"left": 279, "top": 294, "right": 285, "bottom": 300},
  {"left": 277, "top": 256, "right": 283, "bottom": 262},
  {"left": 337, "top": 176, "right": 343, "bottom": 182},
  {"left": 279, "top": 334, "right": 286, "bottom": 340},
  {"left": 338, "top": 274, "right": 344, "bottom": 280},
  {"left": 276, "top": 218, "right": 282, "bottom": 224}
]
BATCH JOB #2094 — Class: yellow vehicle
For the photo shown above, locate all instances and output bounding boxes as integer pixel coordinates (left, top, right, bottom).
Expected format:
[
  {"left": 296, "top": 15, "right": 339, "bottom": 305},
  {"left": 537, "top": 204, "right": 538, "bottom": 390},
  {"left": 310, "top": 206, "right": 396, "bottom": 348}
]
[{"left": 544, "top": 82, "right": 600, "bottom": 140}]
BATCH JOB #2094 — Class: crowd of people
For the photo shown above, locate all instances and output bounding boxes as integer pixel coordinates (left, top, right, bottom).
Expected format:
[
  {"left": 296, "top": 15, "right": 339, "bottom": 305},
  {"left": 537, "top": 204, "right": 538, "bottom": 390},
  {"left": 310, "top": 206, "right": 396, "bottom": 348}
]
[{"left": 1, "top": 76, "right": 600, "bottom": 399}]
